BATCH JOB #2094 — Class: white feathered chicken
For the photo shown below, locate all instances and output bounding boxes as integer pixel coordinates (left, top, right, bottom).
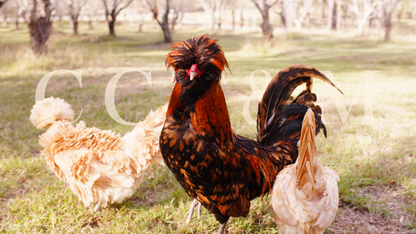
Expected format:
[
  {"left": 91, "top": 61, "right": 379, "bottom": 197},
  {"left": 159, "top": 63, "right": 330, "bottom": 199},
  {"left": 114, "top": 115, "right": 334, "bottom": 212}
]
[
  {"left": 271, "top": 108, "right": 339, "bottom": 234},
  {"left": 30, "top": 97, "right": 167, "bottom": 211}
]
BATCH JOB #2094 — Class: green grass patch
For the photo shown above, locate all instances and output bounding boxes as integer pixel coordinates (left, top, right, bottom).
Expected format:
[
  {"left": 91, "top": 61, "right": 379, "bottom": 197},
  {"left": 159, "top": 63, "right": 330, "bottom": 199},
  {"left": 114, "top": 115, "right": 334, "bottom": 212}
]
[{"left": 1, "top": 22, "right": 416, "bottom": 233}]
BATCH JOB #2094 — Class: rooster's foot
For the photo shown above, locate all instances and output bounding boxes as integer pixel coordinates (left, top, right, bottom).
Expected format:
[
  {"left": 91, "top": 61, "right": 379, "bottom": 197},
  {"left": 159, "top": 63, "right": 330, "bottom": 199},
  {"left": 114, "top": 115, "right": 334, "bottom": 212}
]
[{"left": 186, "top": 199, "right": 201, "bottom": 224}]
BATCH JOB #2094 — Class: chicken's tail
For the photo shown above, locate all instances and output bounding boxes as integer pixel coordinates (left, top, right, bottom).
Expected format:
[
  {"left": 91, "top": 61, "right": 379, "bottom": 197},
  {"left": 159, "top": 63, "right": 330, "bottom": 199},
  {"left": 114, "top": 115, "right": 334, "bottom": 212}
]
[
  {"left": 296, "top": 109, "right": 317, "bottom": 190},
  {"left": 122, "top": 103, "right": 168, "bottom": 174},
  {"left": 257, "top": 65, "right": 342, "bottom": 146},
  {"left": 30, "top": 97, "right": 75, "bottom": 129}
]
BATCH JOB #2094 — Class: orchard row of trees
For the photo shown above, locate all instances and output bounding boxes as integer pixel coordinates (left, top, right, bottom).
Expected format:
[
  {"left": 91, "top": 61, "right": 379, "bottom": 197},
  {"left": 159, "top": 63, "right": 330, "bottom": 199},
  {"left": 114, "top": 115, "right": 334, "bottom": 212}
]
[{"left": 0, "top": 0, "right": 415, "bottom": 54}]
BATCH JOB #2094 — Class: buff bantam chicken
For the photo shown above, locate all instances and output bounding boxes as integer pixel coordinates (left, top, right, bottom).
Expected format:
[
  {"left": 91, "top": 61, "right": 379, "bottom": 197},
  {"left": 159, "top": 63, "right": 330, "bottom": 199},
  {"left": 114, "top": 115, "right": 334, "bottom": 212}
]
[
  {"left": 30, "top": 97, "right": 167, "bottom": 211},
  {"left": 271, "top": 108, "right": 340, "bottom": 234}
]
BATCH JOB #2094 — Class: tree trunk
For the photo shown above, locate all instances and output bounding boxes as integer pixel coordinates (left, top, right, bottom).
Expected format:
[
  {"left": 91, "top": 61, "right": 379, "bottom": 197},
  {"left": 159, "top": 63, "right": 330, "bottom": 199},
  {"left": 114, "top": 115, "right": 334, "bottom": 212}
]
[
  {"left": 408, "top": 0, "right": 415, "bottom": 19},
  {"left": 279, "top": 2, "right": 288, "bottom": 37},
  {"left": 15, "top": 16, "right": 19, "bottom": 30},
  {"left": 161, "top": 0, "right": 172, "bottom": 42},
  {"left": 29, "top": 17, "right": 52, "bottom": 54},
  {"left": 162, "top": 21, "right": 171, "bottom": 42},
  {"left": 260, "top": 14, "right": 273, "bottom": 41},
  {"left": 336, "top": 0, "right": 341, "bottom": 30},
  {"left": 70, "top": 13, "right": 79, "bottom": 35},
  {"left": 211, "top": 12, "right": 216, "bottom": 30},
  {"left": 178, "top": 12, "right": 183, "bottom": 29},
  {"left": 88, "top": 15, "right": 93, "bottom": 29},
  {"left": 2, "top": 15, "right": 8, "bottom": 27},
  {"left": 382, "top": 0, "right": 398, "bottom": 41},
  {"left": 138, "top": 20, "right": 143, "bottom": 32},
  {"left": 332, "top": 2, "right": 337, "bottom": 30},
  {"left": 252, "top": 0, "right": 275, "bottom": 42},
  {"left": 384, "top": 17, "right": 392, "bottom": 40},
  {"left": 171, "top": 11, "right": 179, "bottom": 33},
  {"left": 0, "top": 0, "right": 8, "bottom": 9},
  {"left": 327, "top": 0, "right": 335, "bottom": 30},
  {"left": 72, "top": 19, "right": 78, "bottom": 35},
  {"left": 342, "top": 4, "right": 349, "bottom": 29},
  {"left": 232, "top": 9, "right": 235, "bottom": 30},
  {"left": 217, "top": 13, "right": 222, "bottom": 31},
  {"left": 240, "top": 9, "right": 244, "bottom": 28},
  {"left": 28, "top": 0, "right": 52, "bottom": 54},
  {"left": 108, "top": 20, "right": 115, "bottom": 37},
  {"left": 396, "top": 1, "right": 404, "bottom": 29}
]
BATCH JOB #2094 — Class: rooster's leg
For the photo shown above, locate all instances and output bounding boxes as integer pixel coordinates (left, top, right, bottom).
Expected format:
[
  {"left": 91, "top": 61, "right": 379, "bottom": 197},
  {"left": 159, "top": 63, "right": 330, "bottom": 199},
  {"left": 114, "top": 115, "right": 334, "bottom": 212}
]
[
  {"left": 94, "top": 203, "right": 101, "bottom": 212},
  {"left": 197, "top": 201, "right": 202, "bottom": 219},
  {"left": 217, "top": 220, "right": 228, "bottom": 234},
  {"left": 186, "top": 199, "right": 200, "bottom": 224}
]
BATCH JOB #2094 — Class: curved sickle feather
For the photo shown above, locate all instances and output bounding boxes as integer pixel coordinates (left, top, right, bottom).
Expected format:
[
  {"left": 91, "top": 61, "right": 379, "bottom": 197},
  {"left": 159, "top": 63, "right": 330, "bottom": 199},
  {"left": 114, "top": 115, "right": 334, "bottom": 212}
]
[{"left": 257, "top": 64, "right": 342, "bottom": 139}]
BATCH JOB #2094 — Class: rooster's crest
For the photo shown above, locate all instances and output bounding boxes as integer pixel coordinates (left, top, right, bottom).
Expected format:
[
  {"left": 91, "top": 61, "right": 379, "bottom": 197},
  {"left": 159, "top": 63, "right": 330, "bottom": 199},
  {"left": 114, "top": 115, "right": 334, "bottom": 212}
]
[{"left": 166, "top": 34, "right": 230, "bottom": 76}]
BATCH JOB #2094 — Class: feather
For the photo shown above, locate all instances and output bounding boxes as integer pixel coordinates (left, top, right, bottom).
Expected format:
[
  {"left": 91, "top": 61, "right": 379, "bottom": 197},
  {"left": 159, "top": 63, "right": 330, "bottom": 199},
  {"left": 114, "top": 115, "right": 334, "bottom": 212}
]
[
  {"left": 271, "top": 109, "right": 340, "bottom": 234},
  {"left": 30, "top": 97, "right": 167, "bottom": 209}
]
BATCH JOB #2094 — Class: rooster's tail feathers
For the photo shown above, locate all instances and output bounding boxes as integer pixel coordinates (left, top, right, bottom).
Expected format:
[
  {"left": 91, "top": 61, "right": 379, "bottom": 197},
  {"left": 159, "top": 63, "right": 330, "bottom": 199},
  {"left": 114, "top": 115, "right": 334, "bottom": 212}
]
[
  {"left": 257, "top": 65, "right": 342, "bottom": 145},
  {"left": 30, "top": 97, "right": 75, "bottom": 129},
  {"left": 296, "top": 109, "right": 317, "bottom": 189}
]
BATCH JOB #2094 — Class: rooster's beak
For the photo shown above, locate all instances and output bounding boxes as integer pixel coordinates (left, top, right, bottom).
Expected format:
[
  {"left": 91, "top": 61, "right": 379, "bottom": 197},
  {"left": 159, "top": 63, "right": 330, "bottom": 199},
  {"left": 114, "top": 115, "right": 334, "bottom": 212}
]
[
  {"left": 188, "top": 64, "right": 198, "bottom": 81},
  {"left": 189, "top": 71, "right": 197, "bottom": 81}
]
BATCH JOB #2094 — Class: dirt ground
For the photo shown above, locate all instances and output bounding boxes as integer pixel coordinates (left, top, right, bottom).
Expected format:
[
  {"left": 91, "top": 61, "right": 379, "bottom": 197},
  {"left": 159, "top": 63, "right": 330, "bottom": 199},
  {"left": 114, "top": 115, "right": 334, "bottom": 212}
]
[{"left": 329, "top": 185, "right": 416, "bottom": 234}]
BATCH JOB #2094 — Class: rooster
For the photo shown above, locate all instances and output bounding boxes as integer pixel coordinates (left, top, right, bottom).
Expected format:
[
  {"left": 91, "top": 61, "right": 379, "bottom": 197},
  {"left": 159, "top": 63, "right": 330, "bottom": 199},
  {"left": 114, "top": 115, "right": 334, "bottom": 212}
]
[
  {"left": 30, "top": 97, "right": 167, "bottom": 211},
  {"left": 271, "top": 108, "right": 339, "bottom": 234},
  {"left": 160, "top": 34, "right": 342, "bottom": 233}
]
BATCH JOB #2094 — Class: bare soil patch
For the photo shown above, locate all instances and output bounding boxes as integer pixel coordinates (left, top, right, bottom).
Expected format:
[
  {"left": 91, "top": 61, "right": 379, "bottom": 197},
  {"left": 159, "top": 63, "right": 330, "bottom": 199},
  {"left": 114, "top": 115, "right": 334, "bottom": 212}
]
[{"left": 329, "top": 185, "right": 416, "bottom": 234}]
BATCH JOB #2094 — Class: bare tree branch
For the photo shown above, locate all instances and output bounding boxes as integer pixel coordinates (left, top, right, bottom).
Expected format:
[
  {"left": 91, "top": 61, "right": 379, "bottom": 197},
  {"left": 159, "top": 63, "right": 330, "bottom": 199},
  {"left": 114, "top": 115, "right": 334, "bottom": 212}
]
[
  {"left": 252, "top": 0, "right": 262, "bottom": 10},
  {"left": 0, "top": 0, "right": 9, "bottom": 9},
  {"left": 101, "top": 0, "right": 134, "bottom": 36},
  {"left": 115, "top": 0, "right": 133, "bottom": 16}
]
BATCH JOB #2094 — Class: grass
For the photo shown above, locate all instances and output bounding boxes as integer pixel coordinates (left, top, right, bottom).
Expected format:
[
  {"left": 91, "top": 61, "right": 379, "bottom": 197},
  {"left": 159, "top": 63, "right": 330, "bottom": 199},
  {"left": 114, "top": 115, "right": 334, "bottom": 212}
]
[{"left": 1, "top": 21, "right": 416, "bottom": 233}]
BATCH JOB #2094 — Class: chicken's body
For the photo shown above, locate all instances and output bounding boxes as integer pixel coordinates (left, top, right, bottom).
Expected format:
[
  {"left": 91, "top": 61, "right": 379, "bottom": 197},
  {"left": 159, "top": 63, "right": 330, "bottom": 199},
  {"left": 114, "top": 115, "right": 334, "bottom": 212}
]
[
  {"left": 271, "top": 109, "right": 340, "bottom": 234},
  {"left": 160, "top": 34, "right": 341, "bottom": 233},
  {"left": 30, "top": 97, "right": 167, "bottom": 210}
]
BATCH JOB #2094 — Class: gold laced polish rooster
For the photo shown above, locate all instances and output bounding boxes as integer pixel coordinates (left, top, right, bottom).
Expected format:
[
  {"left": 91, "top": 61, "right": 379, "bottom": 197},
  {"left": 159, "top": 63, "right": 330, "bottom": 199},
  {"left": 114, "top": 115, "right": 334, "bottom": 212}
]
[
  {"left": 30, "top": 97, "right": 167, "bottom": 211},
  {"left": 160, "top": 34, "right": 342, "bottom": 233},
  {"left": 271, "top": 109, "right": 340, "bottom": 234}
]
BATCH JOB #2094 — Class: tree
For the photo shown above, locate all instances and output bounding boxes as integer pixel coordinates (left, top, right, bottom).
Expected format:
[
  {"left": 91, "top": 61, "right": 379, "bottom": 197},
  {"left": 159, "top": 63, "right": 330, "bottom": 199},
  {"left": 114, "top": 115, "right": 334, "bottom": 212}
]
[
  {"left": 0, "top": 0, "right": 9, "bottom": 9},
  {"left": 0, "top": 0, "right": 21, "bottom": 29},
  {"left": 101, "top": 0, "right": 134, "bottom": 37},
  {"left": 0, "top": 0, "right": 10, "bottom": 27},
  {"left": 171, "top": 0, "right": 195, "bottom": 33},
  {"left": 408, "top": 0, "right": 415, "bottom": 18},
  {"left": 145, "top": 0, "right": 172, "bottom": 42},
  {"left": 83, "top": 0, "right": 102, "bottom": 29},
  {"left": 349, "top": 0, "right": 378, "bottom": 34},
  {"left": 50, "top": 0, "right": 65, "bottom": 24},
  {"left": 275, "top": 0, "right": 292, "bottom": 36},
  {"left": 336, "top": 0, "right": 342, "bottom": 30},
  {"left": 198, "top": 0, "right": 229, "bottom": 31},
  {"left": 67, "top": 0, "right": 88, "bottom": 35},
  {"left": 380, "top": 0, "right": 399, "bottom": 41},
  {"left": 327, "top": 0, "right": 336, "bottom": 30},
  {"left": 22, "top": 0, "right": 53, "bottom": 54},
  {"left": 252, "top": 0, "right": 278, "bottom": 41},
  {"left": 291, "top": 0, "right": 314, "bottom": 30}
]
